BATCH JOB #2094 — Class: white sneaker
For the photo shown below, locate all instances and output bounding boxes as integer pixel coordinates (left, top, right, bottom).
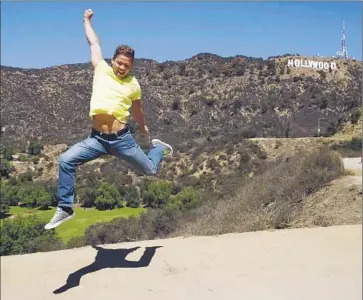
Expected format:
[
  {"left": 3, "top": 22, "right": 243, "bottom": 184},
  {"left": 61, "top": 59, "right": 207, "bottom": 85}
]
[
  {"left": 152, "top": 139, "right": 173, "bottom": 155},
  {"left": 44, "top": 207, "right": 75, "bottom": 230}
]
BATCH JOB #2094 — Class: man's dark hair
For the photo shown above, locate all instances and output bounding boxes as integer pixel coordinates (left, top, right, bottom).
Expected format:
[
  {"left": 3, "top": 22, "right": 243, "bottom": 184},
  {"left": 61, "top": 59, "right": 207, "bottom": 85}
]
[{"left": 113, "top": 45, "right": 135, "bottom": 61}]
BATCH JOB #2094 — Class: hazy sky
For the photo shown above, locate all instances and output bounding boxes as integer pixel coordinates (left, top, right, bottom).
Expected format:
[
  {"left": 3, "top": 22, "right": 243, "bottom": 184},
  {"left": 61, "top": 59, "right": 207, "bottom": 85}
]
[{"left": 1, "top": 1, "right": 362, "bottom": 68}]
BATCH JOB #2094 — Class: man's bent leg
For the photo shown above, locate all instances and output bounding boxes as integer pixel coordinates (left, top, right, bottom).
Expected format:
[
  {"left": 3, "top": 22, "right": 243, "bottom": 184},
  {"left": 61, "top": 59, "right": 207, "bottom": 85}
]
[
  {"left": 110, "top": 132, "right": 172, "bottom": 176},
  {"left": 45, "top": 136, "right": 107, "bottom": 230}
]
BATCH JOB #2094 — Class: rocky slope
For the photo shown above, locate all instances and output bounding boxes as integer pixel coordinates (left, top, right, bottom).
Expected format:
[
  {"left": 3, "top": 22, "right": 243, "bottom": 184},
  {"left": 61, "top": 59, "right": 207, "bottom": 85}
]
[{"left": 1, "top": 54, "right": 361, "bottom": 150}]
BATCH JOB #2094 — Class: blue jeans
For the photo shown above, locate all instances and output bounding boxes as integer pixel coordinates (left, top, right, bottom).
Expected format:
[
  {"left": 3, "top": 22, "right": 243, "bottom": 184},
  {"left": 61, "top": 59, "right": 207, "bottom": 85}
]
[{"left": 57, "top": 128, "right": 166, "bottom": 207}]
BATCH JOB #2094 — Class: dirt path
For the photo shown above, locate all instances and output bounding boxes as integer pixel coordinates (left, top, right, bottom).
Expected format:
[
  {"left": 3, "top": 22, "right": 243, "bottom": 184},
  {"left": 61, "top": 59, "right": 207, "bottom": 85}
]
[
  {"left": 1, "top": 225, "right": 361, "bottom": 300},
  {"left": 342, "top": 157, "right": 362, "bottom": 170},
  {"left": 290, "top": 157, "right": 361, "bottom": 228},
  {"left": 291, "top": 175, "right": 362, "bottom": 228}
]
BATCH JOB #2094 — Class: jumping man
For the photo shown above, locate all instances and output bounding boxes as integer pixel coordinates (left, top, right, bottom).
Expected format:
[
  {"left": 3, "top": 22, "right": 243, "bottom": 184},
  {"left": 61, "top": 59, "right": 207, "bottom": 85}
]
[{"left": 45, "top": 8, "right": 173, "bottom": 230}]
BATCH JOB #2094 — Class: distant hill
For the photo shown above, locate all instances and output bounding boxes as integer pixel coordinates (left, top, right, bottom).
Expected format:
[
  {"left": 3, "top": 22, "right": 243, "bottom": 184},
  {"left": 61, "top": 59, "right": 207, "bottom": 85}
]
[{"left": 1, "top": 53, "right": 361, "bottom": 149}]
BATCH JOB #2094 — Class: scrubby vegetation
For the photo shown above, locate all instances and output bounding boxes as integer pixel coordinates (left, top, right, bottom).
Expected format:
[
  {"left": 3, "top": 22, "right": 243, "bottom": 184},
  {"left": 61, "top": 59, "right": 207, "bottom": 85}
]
[
  {"left": 0, "top": 146, "right": 345, "bottom": 256},
  {"left": 0, "top": 53, "right": 361, "bottom": 256},
  {"left": 0, "top": 215, "right": 64, "bottom": 256},
  {"left": 174, "top": 147, "right": 344, "bottom": 235},
  {"left": 1, "top": 54, "right": 361, "bottom": 148}
]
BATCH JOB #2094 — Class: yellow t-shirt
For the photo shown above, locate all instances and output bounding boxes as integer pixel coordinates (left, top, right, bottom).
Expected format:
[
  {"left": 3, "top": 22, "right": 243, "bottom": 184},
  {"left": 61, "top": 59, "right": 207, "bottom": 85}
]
[{"left": 89, "top": 60, "right": 141, "bottom": 123}]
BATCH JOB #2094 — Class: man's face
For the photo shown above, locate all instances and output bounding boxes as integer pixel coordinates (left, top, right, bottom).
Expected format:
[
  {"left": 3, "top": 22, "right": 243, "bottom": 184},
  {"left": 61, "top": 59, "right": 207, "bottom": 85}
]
[{"left": 111, "top": 54, "right": 133, "bottom": 79}]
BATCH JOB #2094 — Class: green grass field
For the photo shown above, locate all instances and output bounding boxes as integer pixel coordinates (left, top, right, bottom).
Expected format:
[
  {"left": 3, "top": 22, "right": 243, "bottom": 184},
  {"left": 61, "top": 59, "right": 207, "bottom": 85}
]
[{"left": 7, "top": 206, "right": 145, "bottom": 244}]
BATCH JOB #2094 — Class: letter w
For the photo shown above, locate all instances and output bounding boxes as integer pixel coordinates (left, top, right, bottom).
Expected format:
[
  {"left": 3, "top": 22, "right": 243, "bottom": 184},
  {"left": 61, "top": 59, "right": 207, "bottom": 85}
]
[{"left": 308, "top": 61, "right": 318, "bottom": 69}]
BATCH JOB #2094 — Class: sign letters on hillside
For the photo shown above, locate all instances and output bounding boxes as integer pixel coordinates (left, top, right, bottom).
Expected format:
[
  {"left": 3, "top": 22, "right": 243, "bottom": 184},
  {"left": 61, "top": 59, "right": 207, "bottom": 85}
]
[{"left": 287, "top": 59, "right": 337, "bottom": 70}]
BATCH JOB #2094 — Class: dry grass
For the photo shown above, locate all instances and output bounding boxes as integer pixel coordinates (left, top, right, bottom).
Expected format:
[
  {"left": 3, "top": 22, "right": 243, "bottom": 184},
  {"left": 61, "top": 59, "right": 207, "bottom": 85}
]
[{"left": 174, "top": 147, "right": 344, "bottom": 237}]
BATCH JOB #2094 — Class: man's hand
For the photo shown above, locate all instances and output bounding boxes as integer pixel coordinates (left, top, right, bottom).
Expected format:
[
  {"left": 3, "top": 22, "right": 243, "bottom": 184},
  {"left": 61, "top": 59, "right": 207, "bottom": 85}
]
[
  {"left": 139, "top": 125, "right": 151, "bottom": 148},
  {"left": 140, "top": 124, "right": 149, "bottom": 136},
  {"left": 84, "top": 8, "right": 94, "bottom": 21}
]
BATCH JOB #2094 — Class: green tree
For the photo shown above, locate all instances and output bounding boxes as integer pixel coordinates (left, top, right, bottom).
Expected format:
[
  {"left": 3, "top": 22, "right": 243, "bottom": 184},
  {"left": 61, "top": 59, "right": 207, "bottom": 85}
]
[
  {"left": 0, "top": 215, "right": 64, "bottom": 256},
  {"left": 142, "top": 180, "right": 172, "bottom": 208},
  {"left": 36, "top": 190, "right": 52, "bottom": 209},
  {"left": 94, "top": 183, "right": 122, "bottom": 210},
  {"left": 0, "top": 196, "right": 10, "bottom": 218},
  {"left": 17, "top": 185, "right": 52, "bottom": 209},
  {"left": 0, "top": 182, "right": 19, "bottom": 206},
  {"left": 27, "top": 141, "right": 44, "bottom": 156},
  {"left": 18, "top": 170, "right": 35, "bottom": 182},
  {"left": 0, "top": 159, "right": 14, "bottom": 178},
  {"left": 0, "top": 145, "right": 13, "bottom": 161},
  {"left": 124, "top": 185, "right": 140, "bottom": 208},
  {"left": 44, "top": 183, "right": 58, "bottom": 206},
  {"left": 168, "top": 187, "right": 200, "bottom": 211},
  {"left": 77, "top": 186, "right": 97, "bottom": 207}
]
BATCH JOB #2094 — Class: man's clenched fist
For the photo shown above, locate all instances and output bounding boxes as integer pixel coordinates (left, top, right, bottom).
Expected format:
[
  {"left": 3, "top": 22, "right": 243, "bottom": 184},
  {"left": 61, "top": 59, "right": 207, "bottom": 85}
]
[{"left": 84, "top": 9, "right": 94, "bottom": 20}]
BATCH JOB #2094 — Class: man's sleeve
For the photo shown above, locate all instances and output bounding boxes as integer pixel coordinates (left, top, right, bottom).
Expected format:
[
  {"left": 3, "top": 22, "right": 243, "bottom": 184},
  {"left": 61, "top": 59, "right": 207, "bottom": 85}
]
[
  {"left": 94, "top": 60, "right": 109, "bottom": 73},
  {"left": 131, "top": 82, "right": 142, "bottom": 101}
]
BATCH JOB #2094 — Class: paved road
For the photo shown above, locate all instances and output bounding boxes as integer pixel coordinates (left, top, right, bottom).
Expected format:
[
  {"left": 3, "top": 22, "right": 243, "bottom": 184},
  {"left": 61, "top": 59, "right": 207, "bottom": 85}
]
[
  {"left": 1, "top": 225, "right": 361, "bottom": 300},
  {"left": 343, "top": 157, "right": 362, "bottom": 171}
]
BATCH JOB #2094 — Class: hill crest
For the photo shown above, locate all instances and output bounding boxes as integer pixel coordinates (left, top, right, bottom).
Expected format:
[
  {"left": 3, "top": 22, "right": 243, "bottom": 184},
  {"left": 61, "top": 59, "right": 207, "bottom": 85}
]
[{"left": 1, "top": 52, "right": 361, "bottom": 150}]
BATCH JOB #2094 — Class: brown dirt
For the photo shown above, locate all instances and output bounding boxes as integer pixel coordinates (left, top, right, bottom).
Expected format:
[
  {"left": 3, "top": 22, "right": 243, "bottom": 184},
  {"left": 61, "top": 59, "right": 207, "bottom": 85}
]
[
  {"left": 290, "top": 175, "right": 362, "bottom": 228},
  {"left": 249, "top": 137, "right": 329, "bottom": 160},
  {"left": 249, "top": 137, "right": 362, "bottom": 229},
  {"left": 11, "top": 144, "right": 110, "bottom": 182}
]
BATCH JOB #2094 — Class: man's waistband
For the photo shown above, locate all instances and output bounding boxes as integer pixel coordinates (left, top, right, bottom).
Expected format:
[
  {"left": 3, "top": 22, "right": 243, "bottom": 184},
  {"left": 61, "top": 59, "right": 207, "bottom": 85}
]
[{"left": 91, "top": 125, "right": 129, "bottom": 140}]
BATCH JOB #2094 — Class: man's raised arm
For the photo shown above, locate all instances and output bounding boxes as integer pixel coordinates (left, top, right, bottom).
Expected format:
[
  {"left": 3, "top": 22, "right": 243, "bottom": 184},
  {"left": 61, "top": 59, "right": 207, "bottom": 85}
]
[{"left": 83, "top": 9, "right": 103, "bottom": 69}]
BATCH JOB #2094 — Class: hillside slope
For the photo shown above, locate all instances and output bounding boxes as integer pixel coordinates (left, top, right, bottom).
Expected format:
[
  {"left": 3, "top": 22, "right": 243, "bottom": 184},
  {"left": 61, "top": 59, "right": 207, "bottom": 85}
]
[
  {"left": 1, "top": 225, "right": 361, "bottom": 300},
  {"left": 1, "top": 54, "right": 361, "bottom": 149}
]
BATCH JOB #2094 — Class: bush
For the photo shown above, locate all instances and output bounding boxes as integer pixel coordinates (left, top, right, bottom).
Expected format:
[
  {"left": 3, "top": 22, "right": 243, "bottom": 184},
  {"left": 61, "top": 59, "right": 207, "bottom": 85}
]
[
  {"left": 0, "top": 159, "right": 14, "bottom": 178},
  {"left": 142, "top": 180, "right": 172, "bottom": 208},
  {"left": 94, "top": 183, "right": 122, "bottom": 210},
  {"left": 350, "top": 109, "right": 362, "bottom": 124},
  {"left": 175, "top": 148, "right": 343, "bottom": 236},
  {"left": 18, "top": 170, "right": 35, "bottom": 182},
  {"left": 168, "top": 187, "right": 200, "bottom": 211},
  {"left": 346, "top": 137, "right": 362, "bottom": 152},
  {"left": 17, "top": 185, "right": 52, "bottom": 209},
  {"left": 0, "top": 182, "right": 19, "bottom": 206},
  {"left": 83, "top": 206, "right": 183, "bottom": 246},
  {"left": 0, "top": 215, "right": 64, "bottom": 255},
  {"left": 0, "top": 197, "right": 10, "bottom": 218},
  {"left": 77, "top": 186, "right": 97, "bottom": 208},
  {"left": 124, "top": 185, "right": 141, "bottom": 208},
  {"left": 139, "top": 207, "right": 182, "bottom": 239},
  {"left": 31, "top": 156, "right": 40, "bottom": 165},
  {"left": 84, "top": 216, "right": 142, "bottom": 245},
  {"left": 331, "top": 137, "right": 362, "bottom": 157},
  {"left": 0, "top": 145, "right": 13, "bottom": 161},
  {"left": 66, "top": 236, "right": 87, "bottom": 249},
  {"left": 27, "top": 141, "right": 44, "bottom": 156}
]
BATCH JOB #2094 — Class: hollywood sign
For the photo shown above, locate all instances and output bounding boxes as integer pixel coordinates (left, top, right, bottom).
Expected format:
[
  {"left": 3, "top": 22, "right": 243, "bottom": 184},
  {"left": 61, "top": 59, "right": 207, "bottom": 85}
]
[{"left": 287, "top": 59, "right": 337, "bottom": 70}]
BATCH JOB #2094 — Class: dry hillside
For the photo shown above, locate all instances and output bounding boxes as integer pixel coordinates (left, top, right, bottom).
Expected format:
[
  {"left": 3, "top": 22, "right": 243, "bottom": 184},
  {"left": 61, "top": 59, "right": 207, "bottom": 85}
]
[
  {"left": 0, "top": 53, "right": 361, "bottom": 257},
  {"left": 1, "top": 54, "right": 361, "bottom": 150}
]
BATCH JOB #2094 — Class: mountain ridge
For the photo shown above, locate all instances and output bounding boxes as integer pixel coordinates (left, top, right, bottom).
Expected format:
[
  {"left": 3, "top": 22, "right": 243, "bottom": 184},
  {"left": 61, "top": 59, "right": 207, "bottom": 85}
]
[{"left": 1, "top": 53, "right": 361, "bottom": 150}]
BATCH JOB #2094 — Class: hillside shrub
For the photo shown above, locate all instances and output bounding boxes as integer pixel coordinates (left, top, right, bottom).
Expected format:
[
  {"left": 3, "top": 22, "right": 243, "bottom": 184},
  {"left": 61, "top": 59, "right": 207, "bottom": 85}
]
[
  {"left": 0, "top": 215, "right": 64, "bottom": 256},
  {"left": 174, "top": 147, "right": 344, "bottom": 236}
]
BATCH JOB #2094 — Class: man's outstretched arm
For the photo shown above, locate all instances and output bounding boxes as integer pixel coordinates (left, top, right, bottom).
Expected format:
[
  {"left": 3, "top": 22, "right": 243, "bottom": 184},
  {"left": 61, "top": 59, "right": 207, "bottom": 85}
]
[{"left": 83, "top": 9, "right": 103, "bottom": 69}]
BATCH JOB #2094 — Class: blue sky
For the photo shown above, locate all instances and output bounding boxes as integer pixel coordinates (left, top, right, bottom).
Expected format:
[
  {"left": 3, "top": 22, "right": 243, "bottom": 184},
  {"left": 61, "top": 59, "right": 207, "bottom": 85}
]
[{"left": 1, "top": 1, "right": 362, "bottom": 68}]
